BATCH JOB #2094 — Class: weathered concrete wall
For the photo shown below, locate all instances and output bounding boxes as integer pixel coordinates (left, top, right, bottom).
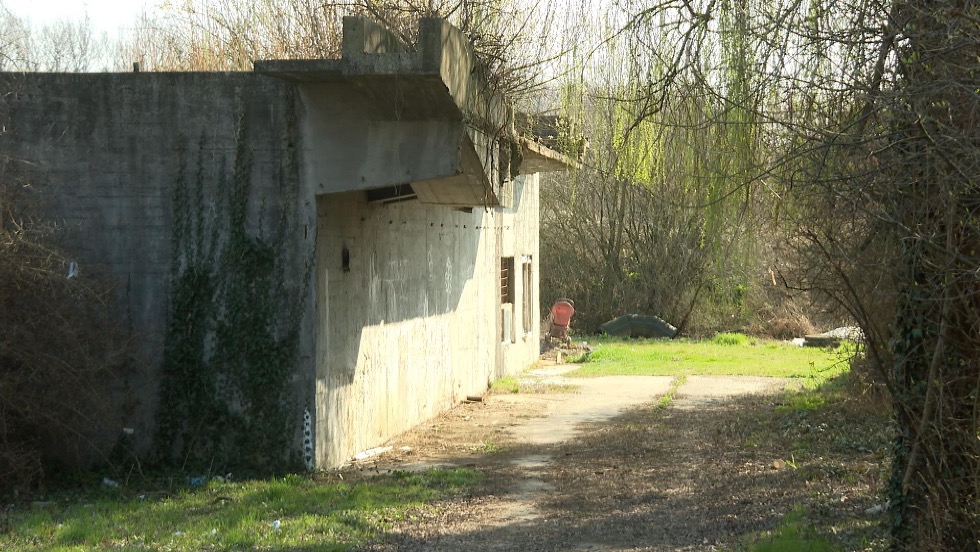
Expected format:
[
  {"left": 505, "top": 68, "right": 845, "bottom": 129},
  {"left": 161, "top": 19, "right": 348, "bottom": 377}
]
[
  {"left": 314, "top": 179, "right": 540, "bottom": 466},
  {"left": 316, "top": 193, "right": 491, "bottom": 465},
  {"left": 0, "top": 25, "right": 546, "bottom": 468},
  {"left": 0, "top": 72, "right": 317, "bottom": 451},
  {"left": 499, "top": 173, "right": 541, "bottom": 372}
]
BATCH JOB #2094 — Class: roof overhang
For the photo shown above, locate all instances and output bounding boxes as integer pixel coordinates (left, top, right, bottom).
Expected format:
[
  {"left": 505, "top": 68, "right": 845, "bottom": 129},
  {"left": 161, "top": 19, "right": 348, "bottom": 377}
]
[
  {"left": 255, "top": 17, "right": 513, "bottom": 207},
  {"left": 518, "top": 137, "right": 579, "bottom": 174},
  {"left": 255, "top": 18, "right": 571, "bottom": 208}
]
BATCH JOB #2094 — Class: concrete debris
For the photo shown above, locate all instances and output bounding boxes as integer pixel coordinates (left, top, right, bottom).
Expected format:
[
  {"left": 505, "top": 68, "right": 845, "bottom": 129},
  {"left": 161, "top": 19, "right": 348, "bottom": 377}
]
[
  {"left": 824, "top": 326, "right": 865, "bottom": 341},
  {"left": 803, "top": 326, "right": 865, "bottom": 347},
  {"left": 352, "top": 445, "right": 392, "bottom": 461},
  {"left": 865, "top": 501, "right": 891, "bottom": 515},
  {"left": 803, "top": 334, "right": 841, "bottom": 348}
]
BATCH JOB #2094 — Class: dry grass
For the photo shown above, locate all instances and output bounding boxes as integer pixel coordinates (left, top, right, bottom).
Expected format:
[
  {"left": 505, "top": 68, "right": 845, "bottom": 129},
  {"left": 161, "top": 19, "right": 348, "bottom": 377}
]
[
  {"left": 535, "top": 374, "right": 891, "bottom": 550},
  {"left": 362, "top": 372, "right": 893, "bottom": 550}
]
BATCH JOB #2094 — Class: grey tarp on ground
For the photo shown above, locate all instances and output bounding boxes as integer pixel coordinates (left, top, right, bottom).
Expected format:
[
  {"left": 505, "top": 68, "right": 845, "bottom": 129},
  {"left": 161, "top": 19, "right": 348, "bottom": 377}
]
[{"left": 598, "top": 314, "right": 677, "bottom": 338}]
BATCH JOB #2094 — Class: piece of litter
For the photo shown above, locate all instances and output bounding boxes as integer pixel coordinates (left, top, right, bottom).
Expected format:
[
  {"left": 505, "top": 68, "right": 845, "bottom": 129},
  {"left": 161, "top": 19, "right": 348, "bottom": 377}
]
[
  {"left": 102, "top": 477, "right": 119, "bottom": 488},
  {"left": 272, "top": 520, "right": 281, "bottom": 530},
  {"left": 210, "top": 528, "right": 217, "bottom": 536},
  {"left": 865, "top": 501, "right": 891, "bottom": 515},
  {"left": 173, "top": 531, "right": 184, "bottom": 537},
  {"left": 352, "top": 446, "right": 391, "bottom": 461}
]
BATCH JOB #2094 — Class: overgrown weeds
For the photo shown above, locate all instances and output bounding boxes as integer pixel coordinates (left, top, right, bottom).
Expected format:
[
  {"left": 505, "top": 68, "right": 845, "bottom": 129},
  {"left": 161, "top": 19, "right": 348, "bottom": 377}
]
[
  {"left": 656, "top": 374, "right": 686, "bottom": 408},
  {"left": 0, "top": 176, "right": 131, "bottom": 495},
  {"left": 713, "top": 332, "right": 750, "bottom": 346}
]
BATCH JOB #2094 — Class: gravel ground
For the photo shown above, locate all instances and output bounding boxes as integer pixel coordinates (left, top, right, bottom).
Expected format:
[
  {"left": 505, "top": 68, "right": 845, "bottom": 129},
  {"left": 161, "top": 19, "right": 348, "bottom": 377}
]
[{"left": 348, "top": 364, "right": 890, "bottom": 551}]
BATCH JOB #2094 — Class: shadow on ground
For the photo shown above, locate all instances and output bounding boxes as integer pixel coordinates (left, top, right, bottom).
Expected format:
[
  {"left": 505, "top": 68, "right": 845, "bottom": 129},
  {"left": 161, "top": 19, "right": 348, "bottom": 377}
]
[{"left": 356, "top": 382, "right": 890, "bottom": 551}]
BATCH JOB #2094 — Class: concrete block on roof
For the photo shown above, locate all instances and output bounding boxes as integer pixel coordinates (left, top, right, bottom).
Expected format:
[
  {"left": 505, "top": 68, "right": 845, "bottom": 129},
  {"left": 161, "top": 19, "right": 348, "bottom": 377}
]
[
  {"left": 342, "top": 17, "right": 409, "bottom": 56},
  {"left": 417, "top": 18, "right": 511, "bottom": 135},
  {"left": 339, "top": 16, "right": 419, "bottom": 76}
]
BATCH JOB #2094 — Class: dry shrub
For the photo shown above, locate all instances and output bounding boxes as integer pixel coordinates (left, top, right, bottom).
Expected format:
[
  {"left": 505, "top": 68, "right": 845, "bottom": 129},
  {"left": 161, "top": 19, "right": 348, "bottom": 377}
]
[
  {"left": 0, "top": 176, "right": 130, "bottom": 495},
  {"left": 764, "top": 315, "right": 814, "bottom": 340},
  {"left": 747, "top": 278, "right": 818, "bottom": 340}
]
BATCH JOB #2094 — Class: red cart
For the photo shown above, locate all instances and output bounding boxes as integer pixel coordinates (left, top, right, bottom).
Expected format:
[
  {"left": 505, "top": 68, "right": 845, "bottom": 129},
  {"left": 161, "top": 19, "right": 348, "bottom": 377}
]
[{"left": 549, "top": 299, "right": 575, "bottom": 341}]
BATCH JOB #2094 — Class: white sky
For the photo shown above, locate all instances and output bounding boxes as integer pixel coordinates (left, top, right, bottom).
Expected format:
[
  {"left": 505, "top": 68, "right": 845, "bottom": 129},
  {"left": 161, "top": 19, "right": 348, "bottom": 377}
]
[{"left": 1, "top": 0, "right": 156, "bottom": 37}]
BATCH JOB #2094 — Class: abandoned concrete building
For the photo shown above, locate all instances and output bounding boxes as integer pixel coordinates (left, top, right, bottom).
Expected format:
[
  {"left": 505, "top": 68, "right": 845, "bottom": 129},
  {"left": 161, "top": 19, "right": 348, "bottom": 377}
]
[{"left": 0, "top": 17, "right": 570, "bottom": 468}]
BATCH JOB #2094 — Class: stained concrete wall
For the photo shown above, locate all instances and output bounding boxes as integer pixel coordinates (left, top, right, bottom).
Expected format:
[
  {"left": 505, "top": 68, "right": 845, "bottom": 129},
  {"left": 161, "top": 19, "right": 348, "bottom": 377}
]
[
  {"left": 0, "top": 72, "right": 318, "bottom": 451},
  {"left": 499, "top": 174, "right": 541, "bottom": 373},
  {"left": 314, "top": 174, "right": 540, "bottom": 466},
  {"left": 1, "top": 51, "right": 544, "bottom": 468}
]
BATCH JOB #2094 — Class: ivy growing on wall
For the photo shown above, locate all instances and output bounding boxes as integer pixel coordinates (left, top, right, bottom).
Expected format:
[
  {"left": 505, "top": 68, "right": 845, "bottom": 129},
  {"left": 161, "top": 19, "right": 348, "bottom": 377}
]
[{"left": 155, "top": 115, "right": 306, "bottom": 474}]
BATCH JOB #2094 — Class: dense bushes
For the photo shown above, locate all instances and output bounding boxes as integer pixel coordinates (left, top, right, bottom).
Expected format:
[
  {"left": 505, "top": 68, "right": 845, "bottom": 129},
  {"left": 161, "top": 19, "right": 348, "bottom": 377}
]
[{"left": 0, "top": 176, "right": 129, "bottom": 494}]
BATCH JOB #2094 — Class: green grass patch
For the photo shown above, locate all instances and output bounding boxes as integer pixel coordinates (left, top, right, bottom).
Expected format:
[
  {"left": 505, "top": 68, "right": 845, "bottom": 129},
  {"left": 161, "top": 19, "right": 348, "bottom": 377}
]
[
  {"left": 474, "top": 440, "right": 502, "bottom": 453},
  {"left": 777, "top": 392, "right": 828, "bottom": 413},
  {"left": 657, "top": 375, "right": 687, "bottom": 408},
  {"left": 569, "top": 336, "right": 852, "bottom": 384},
  {"left": 744, "top": 507, "right": 838, "bottom": 551},
  {"left": 489, "top": 375, "right": 579, "bottom": 394},
  {"left": 2, "top": 469, "right": 480, "bottom": 551},
  {"left": 713, "top": 332, "right": 750, "bottom": 346},
  {"left": 490, "top": 375, "right": 521, "bottom": 394}
]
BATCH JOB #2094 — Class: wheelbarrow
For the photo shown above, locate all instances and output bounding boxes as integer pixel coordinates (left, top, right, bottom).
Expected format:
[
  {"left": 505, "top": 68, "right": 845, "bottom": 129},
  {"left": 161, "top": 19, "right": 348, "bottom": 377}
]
[{"left": 549, "top": 299, "right": 575, "bottom": 342}]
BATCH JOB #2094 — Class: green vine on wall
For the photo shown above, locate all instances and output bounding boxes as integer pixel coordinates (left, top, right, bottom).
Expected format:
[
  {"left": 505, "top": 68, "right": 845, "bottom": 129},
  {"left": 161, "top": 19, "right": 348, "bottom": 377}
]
[{"left": 155, "top": 115, "right": 305, "bottom": 474}]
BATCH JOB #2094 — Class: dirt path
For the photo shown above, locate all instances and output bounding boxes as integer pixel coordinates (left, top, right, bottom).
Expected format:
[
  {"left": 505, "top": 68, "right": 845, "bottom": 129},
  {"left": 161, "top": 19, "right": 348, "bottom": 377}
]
[{"left": 349, "top": 364, "right": 882, "bottom": 551}]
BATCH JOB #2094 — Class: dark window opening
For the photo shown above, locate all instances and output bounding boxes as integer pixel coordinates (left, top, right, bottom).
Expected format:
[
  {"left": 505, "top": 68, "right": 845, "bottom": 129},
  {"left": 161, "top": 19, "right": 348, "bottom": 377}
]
[
  {"left": 501, "top": 257, "right": 515, "bottom": 343},
  {"left": 366, "top": 183, "right": 417, "bottom": 204},
  {"left": 500, "top": 257, "right": 514, "bottom": 304}
]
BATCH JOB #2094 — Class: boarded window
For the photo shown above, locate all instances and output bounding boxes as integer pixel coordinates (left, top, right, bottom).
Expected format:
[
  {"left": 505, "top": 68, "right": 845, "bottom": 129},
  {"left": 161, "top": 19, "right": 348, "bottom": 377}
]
[
  {"left": 501, "top": 257, "right": 515, "bottom": 342},
  {"left": 500, "top": 257, "right": 514, "bottom": 304}
]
